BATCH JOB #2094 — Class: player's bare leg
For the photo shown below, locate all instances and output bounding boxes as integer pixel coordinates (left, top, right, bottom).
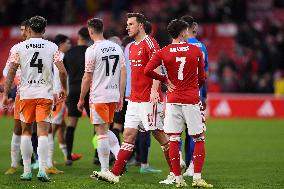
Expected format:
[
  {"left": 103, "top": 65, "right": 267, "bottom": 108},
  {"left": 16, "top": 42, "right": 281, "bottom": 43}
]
[{"left": 5, "top": 119, "right": 21, "bottom": 175}]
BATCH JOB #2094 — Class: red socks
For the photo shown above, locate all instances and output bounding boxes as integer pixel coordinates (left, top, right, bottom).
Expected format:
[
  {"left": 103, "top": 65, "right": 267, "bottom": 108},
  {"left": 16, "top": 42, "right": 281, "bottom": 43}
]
[
  {"left": 169, "top": 141, "right": 181, "bottom": 176},
  {"left": 111, "top": 142, "right": 134, "bottom": 176},
  {"left": 193, "top": 141, "right": 205, "bottom": 173},
  {"left": 162, "top": 143, "right": 173, "bottom": 173}
]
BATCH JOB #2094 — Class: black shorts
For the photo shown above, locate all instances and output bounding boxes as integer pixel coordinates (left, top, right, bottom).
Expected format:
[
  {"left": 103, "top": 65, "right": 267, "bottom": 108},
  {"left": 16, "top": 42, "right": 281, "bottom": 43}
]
[
  {"left": 66, "top": 91, "right": 90, "bottom": 117},
  {"left": 113, "top": 100, "right": 128, "bottom": 124}
]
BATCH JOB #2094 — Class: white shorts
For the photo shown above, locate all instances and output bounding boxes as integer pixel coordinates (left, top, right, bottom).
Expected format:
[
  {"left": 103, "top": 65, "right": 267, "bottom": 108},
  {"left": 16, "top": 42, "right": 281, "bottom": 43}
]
[
  {"left": 124, "top": 101, "right": 164, "bottom": 131},
  {"left": 164, "top": 103, "right": 205, "bottom": 135}
]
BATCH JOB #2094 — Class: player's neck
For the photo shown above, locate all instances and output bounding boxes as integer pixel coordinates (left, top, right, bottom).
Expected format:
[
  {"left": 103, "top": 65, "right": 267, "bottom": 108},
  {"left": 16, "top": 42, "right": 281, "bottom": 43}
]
[
  {"left": 172, "top": 38, "right": 185, "bottom": 44},
  {"left": 91, "top": 34, "right": 104, "bottom": 42},
  {"left": 30, "top": 33, "right": 42, "bottom": 38},
  {"left": 134, "top": 32, "right": 146, "bottom": 43}
]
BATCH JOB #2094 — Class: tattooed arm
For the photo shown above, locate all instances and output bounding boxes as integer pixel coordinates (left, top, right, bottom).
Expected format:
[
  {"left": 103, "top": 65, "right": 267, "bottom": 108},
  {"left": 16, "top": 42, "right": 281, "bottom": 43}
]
[{"left": 2, "top": 62, "right": 19, "bottom": 106}]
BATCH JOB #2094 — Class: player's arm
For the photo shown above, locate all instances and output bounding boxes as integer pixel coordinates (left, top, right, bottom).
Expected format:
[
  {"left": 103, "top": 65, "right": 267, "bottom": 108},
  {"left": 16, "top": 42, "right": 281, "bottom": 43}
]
[
  {"left": 77, "top": 48, "right": 94, "bottom": 112},
  {"left": 198, "top": 49, "right": 206, "bottom": 88},
  {"left": 3, "top": 62, "right": 19, "bottom": 105},
  {"left": 118, "top": 55, "right": 127, "bottom": 111},
  {"left": 144, "top": 51, "right": 166, "bottom": 82},
  {"left": 78, "top": 72, "right": 92, "bottom": 112},
  {"left": 54, "top": 57, "right": 68, "bottom": 99}
]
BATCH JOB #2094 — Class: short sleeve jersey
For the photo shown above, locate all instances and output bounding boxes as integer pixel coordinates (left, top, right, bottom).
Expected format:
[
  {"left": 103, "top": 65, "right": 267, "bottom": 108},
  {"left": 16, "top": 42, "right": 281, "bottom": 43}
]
[
  {"left": 85, "top": 40, "right": 125, "bottom": 103},
  {"left": 128, "top": 35, "right": 162, "bottom": 102},
  {"left": 146, "top": 42, "right": 205, "bottom": 104},
  {"left": 9, "top": 38, "right": 62, "bottom": 100}
]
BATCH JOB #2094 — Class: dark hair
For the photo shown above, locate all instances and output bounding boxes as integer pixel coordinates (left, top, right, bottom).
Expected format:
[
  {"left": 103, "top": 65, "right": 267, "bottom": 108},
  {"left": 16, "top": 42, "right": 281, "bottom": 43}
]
[
  {"left": 144, "top": 21, "right": 152, "bottom": 35},
  {"left": 78, "top": 27, "right": 90, "bottom": 41},
  {"left": 167, "top": 19, "right": 189, "bottom": 39},
  {"left": 180, "top": 15, "right": 194, "bottom": 28},
  {"left": 29, "top": 16, "right": 47, "bottom": 33},
  {"left": 21, "top": 19, "right": 30, "bottom": 27},
  {"left": 54, "top": 34, "right": 69, "bottom": 46},
  {"left": 87, "top": 18, "right": 103, "bottom": 33},
  {"left": 127, "top": 12, "right": 147, "bottom": 25}
]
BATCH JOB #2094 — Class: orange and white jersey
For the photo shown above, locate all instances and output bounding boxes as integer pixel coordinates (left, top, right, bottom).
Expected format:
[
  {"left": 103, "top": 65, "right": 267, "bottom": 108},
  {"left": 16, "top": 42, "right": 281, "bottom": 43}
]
[
  {"left": 9, "top": 38, "right": 62, "bottom": 100},
  {"left": 85, "top": 40, "right": 125, "bottom": 103},
  {"left": 3, "top": 46, "right": 21, "bottom": 88},
  {"left": 53, "top": 51, "right": 64, "bottom": 95}
]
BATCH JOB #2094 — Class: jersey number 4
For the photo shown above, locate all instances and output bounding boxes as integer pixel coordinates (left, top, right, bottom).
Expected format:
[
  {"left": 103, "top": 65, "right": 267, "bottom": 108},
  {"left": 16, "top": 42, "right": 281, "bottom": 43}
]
[
  {"left": 30, "top": 52, "right": 43, "bottom": 73},
  {"left": 102, "top": 55, "right": 119, "bottom": 76},
  {"left": 177, "top": 57, "right": 186, "bottom": 80}
]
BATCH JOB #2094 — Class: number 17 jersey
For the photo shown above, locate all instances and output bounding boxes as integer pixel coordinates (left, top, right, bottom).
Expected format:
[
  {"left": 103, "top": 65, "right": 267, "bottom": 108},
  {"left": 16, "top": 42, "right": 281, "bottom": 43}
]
[
  {"left": 85, "top": 40, "right": 125, "bottom": 103},
  {"left": 9, "top": 38, "right": 62, "bottom": 100}
]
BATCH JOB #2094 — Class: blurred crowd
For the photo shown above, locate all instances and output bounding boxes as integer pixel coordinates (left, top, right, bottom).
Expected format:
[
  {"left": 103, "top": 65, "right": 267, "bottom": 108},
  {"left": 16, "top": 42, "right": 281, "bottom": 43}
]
[{"left": 1, "top": 0, "right": 284, "bottom": 93}]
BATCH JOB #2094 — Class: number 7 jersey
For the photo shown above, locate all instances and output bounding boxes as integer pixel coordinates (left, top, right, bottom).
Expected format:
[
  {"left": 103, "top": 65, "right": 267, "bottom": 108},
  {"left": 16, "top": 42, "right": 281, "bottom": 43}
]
[
  {"left": 85, "top": 40, "right": 125, "bottom": 103},
  {"left": 146, "top": 42, "right": 205, "bottom": 104},
  {"left": 9, "top": 38, "right": 62, "bottom": 100}
]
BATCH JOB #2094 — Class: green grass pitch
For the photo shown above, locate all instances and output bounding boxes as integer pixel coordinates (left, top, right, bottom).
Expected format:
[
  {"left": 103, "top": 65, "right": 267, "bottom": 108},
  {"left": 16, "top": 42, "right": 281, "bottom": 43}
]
[{"left": 0, "top": 117, "right": 283, "bottom": 188}]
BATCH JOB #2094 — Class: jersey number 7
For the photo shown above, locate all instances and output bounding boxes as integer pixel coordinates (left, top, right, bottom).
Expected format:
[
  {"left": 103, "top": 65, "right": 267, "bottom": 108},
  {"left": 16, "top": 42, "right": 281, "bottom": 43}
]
[
  {"left": 177, "top": 57, "right": 186, "bottom": 80},
  {"left": 30, "top": 52, "right": 43, "bottom": 73}
]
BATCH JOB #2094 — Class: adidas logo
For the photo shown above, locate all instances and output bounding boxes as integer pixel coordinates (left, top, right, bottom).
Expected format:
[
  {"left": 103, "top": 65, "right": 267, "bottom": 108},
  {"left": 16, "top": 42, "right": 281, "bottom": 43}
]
[
  {"left": 213, "top": 100, "right": 231, "bottom": 116},
  {"left": 257, "top": 100, "right": 275, "bottom": 117}
]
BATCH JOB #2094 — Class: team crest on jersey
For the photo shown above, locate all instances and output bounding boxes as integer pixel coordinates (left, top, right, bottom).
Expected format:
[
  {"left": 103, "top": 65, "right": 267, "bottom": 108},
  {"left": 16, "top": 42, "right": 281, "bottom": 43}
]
[{"left": 138, "top": 48, "right": 142, "bottom": 55}]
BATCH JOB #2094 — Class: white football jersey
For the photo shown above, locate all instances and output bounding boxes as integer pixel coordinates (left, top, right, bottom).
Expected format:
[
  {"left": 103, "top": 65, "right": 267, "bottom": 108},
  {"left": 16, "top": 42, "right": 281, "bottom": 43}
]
[
  {"left": 85, "top": 40, "right": 125, "bottom": 103},
  {"left": 53, "top": 51, "right": 64, "bottom": 95},
  {"left": 9, "top": 38, "right": 62, "bottom": 100}
]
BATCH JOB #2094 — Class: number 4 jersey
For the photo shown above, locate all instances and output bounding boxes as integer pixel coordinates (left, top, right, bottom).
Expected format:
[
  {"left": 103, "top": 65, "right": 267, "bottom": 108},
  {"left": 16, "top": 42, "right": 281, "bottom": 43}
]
[
  {"left": 85, "top": 40, "right": 125, "bottom": 103},
  {"left": 145, "top": 42, "right": 205, "bottom": 104},
  {"left": 9, "top": 38, "right": 62, "bottom": 100}
]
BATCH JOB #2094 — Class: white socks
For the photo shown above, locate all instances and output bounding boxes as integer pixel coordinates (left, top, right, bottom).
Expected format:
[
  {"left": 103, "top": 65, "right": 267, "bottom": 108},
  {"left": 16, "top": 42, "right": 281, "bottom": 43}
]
[
  {"left": 20, "top": 135, "right": 33, "bottom": 173},
  {"left": 108, "top": 130, "right": 120, "bottom": 159},
  {"left": 193, "top": 173, "right": 201, "bottom": 180},
  {"left": 38, "top": 136, "right": 48, "bottom": 173},
  {"left": 11, "top": 133, "right": 21, "bottom": 168},
  {"left": 97, "top": 135, "right": 110, "bottom": 171},
  {"left": 59, "top": 143, "right": 68, "bottom": 158},
  {"left": 47, "top": 133, "right": 54, "bottom": 168}
]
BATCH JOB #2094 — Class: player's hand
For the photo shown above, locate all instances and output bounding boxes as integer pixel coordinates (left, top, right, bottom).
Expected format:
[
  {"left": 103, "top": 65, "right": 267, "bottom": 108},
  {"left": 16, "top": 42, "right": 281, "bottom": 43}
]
[
  {"left": 58, "top": 89, "right": 67, "bottom": 101},
  {"left": 201, "top": 97, "right": 207, "bottom": 111},
  {"left": 150, "top": 90, "right": 160, "bottom": 104},
  {"left": 116, "top": 97, "right": 124, "bottom": 112},
  {"left": 166, "top": 79, "right": 176, "bottom": 92},
  {"left": 53, "top": 94, "right": 58, "bottom": 105},
  {"left": 77, "top": 99, "right": 85, "bottom": 112},
  {"left": 2, "top": 95, "right": 9, "bottom": 110}
]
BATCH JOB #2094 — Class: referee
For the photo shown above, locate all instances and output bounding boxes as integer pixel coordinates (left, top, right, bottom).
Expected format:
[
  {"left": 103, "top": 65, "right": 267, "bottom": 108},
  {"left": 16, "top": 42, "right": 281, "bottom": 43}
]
[{"left": 63, "top": 27, "right": 91, "bottom": 166}]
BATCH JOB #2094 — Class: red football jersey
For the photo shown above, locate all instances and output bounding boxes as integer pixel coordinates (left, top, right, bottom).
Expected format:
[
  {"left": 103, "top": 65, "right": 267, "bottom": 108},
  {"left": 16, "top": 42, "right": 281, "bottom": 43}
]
[
  {"left": 129, "top": 35, "right": 163, "bottom": 102},
  {"left": 144, "top": 42, "right": 205, "bottom": 104}
]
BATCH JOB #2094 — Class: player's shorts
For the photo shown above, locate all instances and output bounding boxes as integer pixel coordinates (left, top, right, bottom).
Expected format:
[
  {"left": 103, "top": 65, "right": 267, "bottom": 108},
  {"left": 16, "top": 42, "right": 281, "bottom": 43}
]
[
  {"left": 90, "top": 102, "right": 117, "bottom": 125},
  {"left": 14, "top": 94, "right": 21, "bottom": 120},
  {"left": 20, "top": 99, "right": 53, "bottom": 124},
  {"left": 52, "top": 100, "right": 66, "bottom": 125},
  {"left": 66, "top": 91, "right": 90, "bottom": 117},
  {"left": 124, "top": 101, "right": 164, "bottom": 131},
  {"left": 164, "top": 103, "right": 205, "bottom": 136},
  {"left": 113, "top": 99, "right": 128, "bottom": 124}
]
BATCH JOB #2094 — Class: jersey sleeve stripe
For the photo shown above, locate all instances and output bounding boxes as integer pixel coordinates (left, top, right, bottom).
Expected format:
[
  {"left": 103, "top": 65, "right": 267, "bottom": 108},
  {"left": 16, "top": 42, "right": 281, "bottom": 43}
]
[{"left": 145, "top": 37, "right": 155, "bottom": 49}]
